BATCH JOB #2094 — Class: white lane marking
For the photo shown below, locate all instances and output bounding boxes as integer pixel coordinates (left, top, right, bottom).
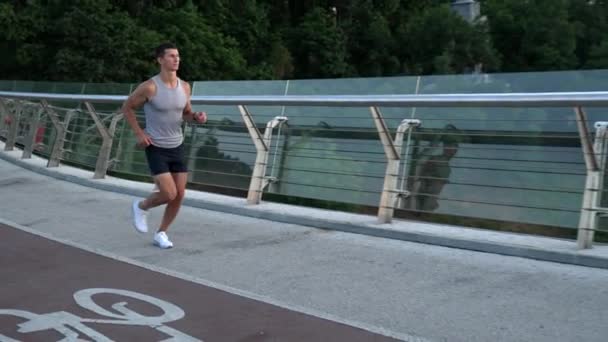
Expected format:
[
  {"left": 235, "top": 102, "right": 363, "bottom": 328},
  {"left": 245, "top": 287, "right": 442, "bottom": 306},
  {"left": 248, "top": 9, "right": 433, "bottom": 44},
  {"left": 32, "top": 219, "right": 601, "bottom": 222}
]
[{"left": 1, "top": 288, "right": 201, "bottom": 341}]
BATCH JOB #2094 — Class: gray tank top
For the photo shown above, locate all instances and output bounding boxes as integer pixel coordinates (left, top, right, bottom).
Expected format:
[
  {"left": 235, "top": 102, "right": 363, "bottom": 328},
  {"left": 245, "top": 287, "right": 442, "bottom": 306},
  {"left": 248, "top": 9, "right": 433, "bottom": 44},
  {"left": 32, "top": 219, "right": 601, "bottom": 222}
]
[{"left": 143, "top": 75, "right": 187, "bottom": 148}]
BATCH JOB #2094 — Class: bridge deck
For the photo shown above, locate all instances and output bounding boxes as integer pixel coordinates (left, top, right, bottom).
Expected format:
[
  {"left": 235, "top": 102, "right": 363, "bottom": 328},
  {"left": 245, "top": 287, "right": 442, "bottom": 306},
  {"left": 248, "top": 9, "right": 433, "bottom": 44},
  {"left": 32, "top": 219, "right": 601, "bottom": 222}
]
[{"left": 0, "top": 223, "right": 397, "bottom": 341}]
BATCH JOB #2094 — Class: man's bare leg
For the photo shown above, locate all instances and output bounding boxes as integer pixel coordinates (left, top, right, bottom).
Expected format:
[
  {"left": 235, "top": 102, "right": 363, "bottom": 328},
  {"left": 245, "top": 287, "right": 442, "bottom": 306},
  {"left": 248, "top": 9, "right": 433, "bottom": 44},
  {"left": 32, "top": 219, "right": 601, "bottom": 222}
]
[
  {"left": 139, "top": 173, "right": 177, "bottom": 210},
  {"left": 158, "top": 172, "right": 187, "bottom": 232}
]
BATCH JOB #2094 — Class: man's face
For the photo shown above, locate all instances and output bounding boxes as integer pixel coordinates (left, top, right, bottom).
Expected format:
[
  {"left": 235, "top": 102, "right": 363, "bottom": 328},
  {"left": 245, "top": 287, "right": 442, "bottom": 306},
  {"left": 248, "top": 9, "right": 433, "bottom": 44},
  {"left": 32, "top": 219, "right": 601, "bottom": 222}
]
[
  {"left": 158, "top": 48, "right": 180, "bottom": 71},
  {"left": 443, "top": 144, "right": 458, "bottom": 158}
]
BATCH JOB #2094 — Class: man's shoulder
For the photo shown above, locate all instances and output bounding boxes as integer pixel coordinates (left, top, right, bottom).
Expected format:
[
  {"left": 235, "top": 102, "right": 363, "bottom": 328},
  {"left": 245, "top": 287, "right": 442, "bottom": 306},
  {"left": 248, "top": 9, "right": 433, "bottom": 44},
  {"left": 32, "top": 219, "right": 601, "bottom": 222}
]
[
  {"left": 137, "top": 79, "right": 157, "bottom": 94},
  {"left": 179, "top": 78, "right": 191, "bottom": 89},
  {"left": 179, "top": 78, "right": 191, "bottom": 96},
  {"left": 126, "top": 79, "right": 156, "bottom": 103},
  {"left": 143, "top": 77, "right": 157, "bottom": 87}
]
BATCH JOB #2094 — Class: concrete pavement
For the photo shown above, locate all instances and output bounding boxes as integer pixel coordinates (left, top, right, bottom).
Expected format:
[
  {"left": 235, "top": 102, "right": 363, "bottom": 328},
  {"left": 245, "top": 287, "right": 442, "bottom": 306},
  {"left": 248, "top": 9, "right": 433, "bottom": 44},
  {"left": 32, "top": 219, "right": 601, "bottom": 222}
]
[
  {"left": 1, "top": 223, "right": 400, "bottom": 342},
  {"left": 2, "top": 142, "right": 608, "bottom": 271},
  {"left": 2, "top": 145, "right": 608, "bottom": 341}
]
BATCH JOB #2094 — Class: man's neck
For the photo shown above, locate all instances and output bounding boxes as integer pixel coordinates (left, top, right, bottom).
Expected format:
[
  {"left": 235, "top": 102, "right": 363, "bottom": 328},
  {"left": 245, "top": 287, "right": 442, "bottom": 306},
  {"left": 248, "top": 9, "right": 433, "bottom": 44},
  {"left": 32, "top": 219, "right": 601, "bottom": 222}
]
[{"left": 158, "top": 70, "right": 178, "bottom": 88}]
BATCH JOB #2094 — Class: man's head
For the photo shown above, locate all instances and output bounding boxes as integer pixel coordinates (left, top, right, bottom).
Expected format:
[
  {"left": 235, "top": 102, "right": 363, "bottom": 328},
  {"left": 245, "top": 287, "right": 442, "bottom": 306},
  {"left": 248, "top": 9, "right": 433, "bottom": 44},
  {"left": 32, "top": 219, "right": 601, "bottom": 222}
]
[
  {"left": 442, "top": 141, "right": 459, "bottom": 158},
  {"left": 440, "top": 124, "right": 461, "bottom": 158},
  {"left": 154, "top": 42, "right": 180, "bottom": 72}
]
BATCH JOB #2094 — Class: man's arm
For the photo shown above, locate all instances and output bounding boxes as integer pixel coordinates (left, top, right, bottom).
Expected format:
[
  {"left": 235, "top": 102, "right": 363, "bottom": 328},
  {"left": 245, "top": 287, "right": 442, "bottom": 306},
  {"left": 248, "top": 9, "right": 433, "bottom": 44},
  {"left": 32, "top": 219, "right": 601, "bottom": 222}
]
[
  {"left": 182, "top": 81, "right": 195, "bottom": 121},
  {"left": 122, "top": 81, "right": 154, "bottom": 147},
  {"left": 182, "top": 81, "right": 207, "bottom": 124}
]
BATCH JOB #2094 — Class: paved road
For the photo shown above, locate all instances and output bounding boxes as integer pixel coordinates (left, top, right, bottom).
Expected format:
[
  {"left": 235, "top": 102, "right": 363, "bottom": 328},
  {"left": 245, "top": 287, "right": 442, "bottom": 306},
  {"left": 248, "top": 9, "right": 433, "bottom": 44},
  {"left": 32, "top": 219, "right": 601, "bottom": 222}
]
[
  {"left": 0, "top": 223, "right": 398, "bottom": 341},
  {"left": 1, "top": 158, "right": 608, "bottom": 342}
]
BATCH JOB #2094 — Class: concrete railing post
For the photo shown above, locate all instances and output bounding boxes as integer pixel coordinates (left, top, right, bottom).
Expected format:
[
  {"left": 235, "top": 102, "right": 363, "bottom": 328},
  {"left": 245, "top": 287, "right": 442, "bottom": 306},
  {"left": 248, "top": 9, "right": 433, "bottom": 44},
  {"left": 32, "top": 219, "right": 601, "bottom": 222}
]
[
  {"left": 43, "top": 100, "right": 74, "bottom": 168},
  {"left": 575, "top": 107, "right": 608, "bottom": 249},
  {"left": 4, "top": 100, "right": 23, "bottom": 151},
  {"left": 238, "top": 105, "right": 288, "bottom": 204},
  {"left": 371, "top": 106, "right": 421, "bottom": 223},
  {"left": 84, "top": 102, "right": 123, "bottom": 179},
  {"left": 22, "top": 103, "right": 44, "bottom": 159}
]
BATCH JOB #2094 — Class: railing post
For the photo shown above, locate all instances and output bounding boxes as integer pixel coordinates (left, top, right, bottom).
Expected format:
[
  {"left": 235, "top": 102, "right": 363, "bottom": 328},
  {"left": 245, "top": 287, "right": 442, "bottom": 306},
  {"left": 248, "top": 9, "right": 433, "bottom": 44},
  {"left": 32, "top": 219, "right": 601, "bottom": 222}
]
[
  {"left": 84, "top": 102, "right": 123, "bottom": 179},
  {"left": 43, "top": 100, "right": 74, "bottom": 168},
  {"left": 371, "top": 106, "right": 421, "bottom": 223},
  {"left": 268, "top": 124, "right": 289, "bottom": 194},
  {"left": 577, "top": 120, "right": 608, "bottom": 249},
  {"left": 575, "top": 107, "right": 604, "bottom": 249},
  {"left": 22, "top": 103, "right": 44, "bottom": 159},
  {"left": 596, "top": 122, "right": 608, "bottom": 232},
  {"left": 239, "top": 105, "right": 267, "bottom": 204},
  {"left": 238, "top": 105, "right": 287, "bottom": 204},
  {"left": 0, "top": 98, "right": 8, "bottom": 138},
  {"left": 186, "top": 124, "right": 200, "bottom": 183},
  {"left": 4, "top": 100, "right": 23, "bottom": 151}
]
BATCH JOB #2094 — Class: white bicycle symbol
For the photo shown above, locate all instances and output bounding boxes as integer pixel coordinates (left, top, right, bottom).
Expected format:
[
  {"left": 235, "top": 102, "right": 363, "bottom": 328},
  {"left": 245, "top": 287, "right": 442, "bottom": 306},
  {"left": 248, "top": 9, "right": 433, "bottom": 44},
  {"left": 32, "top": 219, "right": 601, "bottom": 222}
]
[{"left": 0, "top": 288, "right": 202, "bottom": 342}]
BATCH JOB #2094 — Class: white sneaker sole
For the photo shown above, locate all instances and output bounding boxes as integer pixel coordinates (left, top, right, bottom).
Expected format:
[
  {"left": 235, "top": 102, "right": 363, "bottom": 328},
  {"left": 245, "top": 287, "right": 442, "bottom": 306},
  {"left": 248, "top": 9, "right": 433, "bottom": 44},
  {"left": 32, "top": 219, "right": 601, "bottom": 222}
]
[{"left": 153, "top": 240, "right": 173, "bottom": 249}]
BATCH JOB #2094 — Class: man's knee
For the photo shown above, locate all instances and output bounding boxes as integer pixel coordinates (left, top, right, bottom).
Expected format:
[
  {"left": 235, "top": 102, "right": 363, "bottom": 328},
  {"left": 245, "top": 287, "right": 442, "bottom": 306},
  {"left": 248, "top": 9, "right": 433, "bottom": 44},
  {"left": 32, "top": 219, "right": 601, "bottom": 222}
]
[
  {"left": 174, "top": 189, "right": 185, "bottom": 201},
  {"left": 165, "top": 189, "right": 178, "bottom": 202},
  {"left": 165, "top": 188, "right": 186, "bottom": 203}
]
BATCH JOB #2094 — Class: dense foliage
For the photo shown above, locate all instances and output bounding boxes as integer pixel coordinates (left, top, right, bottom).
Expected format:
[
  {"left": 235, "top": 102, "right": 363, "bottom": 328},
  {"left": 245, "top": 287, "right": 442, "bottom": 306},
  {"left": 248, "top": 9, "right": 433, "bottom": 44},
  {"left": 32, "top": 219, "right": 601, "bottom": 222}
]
[{"left": 1, "top": 0, "right": 607, "bottom": 82}]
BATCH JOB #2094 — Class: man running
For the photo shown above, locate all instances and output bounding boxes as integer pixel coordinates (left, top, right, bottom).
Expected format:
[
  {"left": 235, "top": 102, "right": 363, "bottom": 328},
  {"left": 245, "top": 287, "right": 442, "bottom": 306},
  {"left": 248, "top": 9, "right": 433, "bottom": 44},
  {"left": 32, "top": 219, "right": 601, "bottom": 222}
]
[{"left": 122, "top": 42, "right": 207, "bottom": 249}]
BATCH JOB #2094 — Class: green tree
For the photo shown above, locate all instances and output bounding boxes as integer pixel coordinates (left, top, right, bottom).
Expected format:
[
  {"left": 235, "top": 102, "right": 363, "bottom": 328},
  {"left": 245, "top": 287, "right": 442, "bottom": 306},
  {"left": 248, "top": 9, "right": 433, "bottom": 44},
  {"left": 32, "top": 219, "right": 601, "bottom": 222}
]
[
  {"left": 586, "top": 39, "right": 608, "bottom": 69},
  {"left": 340, "top": 0, "right": 400, "bottom": 76},
  {"left": 3, "top": 0, "right": 608, "bottom": 82},
  {"left": 140, "top": 1, "right": 247, "bottom": 81},
  {"left": 396, "top": 4, "right": 498, "bottom": 75},
  {"left": 0, "top": 0, "right": 162, "bottom": 82},
  {"left": 215, "top": 1, "right": 278, "bottom": 79},
  {"left": 265, "top": 37, "right": 294, "bottom": 79},
  {"left": 288, "top": 6, "right": 349, "bottom": 78},
  {"left": 568, "top": 0, "right": 608, "bottom": 69},
  {"left": 0, "top": 1, "right": 50, "bottom": 80},
  {"left": 482, "top": 0, "right": 577, "bottom": 71},
  {"left": 49, "top": 1, "right": 161, "bottom": 82}
]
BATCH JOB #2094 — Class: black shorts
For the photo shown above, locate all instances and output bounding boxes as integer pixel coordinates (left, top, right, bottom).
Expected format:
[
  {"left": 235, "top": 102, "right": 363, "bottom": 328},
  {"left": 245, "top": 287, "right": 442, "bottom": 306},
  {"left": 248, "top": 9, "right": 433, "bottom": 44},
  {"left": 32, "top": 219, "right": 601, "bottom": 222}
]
[{"left": 144, "top": 144, "right": 188, "bottom": 176}]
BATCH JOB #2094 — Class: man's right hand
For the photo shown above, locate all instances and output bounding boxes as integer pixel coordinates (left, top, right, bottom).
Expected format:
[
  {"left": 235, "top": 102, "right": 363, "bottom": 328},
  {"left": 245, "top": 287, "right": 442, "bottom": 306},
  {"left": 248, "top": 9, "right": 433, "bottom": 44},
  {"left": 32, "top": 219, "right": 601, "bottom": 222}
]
[{"left": 136, "top": 132, "right": 152, "bottom": 149}]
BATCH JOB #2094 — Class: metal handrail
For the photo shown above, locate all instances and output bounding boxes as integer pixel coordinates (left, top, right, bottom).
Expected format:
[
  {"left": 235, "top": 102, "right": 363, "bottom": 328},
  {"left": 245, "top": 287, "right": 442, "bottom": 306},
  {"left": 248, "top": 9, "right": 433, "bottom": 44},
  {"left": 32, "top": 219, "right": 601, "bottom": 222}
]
[
  {"left": 2, "top": 91, "right": 608, "bottom": 107},
  {"left": 1, "top": 89, "right": 607, "bottom": 249}
]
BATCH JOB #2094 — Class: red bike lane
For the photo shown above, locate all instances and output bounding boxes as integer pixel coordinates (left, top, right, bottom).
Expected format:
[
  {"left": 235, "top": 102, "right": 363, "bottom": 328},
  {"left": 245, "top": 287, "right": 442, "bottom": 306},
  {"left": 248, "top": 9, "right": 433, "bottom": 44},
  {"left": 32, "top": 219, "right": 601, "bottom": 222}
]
[{"left": 0, "top": 223, "right": 400, "bottom": 341}]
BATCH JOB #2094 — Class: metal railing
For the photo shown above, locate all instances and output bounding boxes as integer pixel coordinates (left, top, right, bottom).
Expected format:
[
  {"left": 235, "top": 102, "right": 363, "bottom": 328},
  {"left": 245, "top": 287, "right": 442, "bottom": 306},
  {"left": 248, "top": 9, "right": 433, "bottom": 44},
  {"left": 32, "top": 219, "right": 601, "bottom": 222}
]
[{"left": 0, "top": 90, "right": 606, "bottom": 249}]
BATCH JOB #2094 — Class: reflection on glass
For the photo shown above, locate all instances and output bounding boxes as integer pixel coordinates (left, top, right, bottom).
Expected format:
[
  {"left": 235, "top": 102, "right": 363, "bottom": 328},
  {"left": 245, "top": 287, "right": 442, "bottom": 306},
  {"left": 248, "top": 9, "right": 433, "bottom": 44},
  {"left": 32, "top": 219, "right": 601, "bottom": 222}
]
[
  {"left": 405, "top": 125, "right": 460, "bottom": 212},
  {"left": 190, "top": 133, "right": 253, "bottom": 189}
]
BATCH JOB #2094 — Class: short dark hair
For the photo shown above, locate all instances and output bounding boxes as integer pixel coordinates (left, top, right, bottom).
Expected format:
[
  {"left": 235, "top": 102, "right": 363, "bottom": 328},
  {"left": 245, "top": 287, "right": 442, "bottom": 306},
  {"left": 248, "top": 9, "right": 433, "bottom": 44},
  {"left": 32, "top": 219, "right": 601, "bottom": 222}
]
[{"left": 155, "top": 42, "right": 178, "bottom": 59}]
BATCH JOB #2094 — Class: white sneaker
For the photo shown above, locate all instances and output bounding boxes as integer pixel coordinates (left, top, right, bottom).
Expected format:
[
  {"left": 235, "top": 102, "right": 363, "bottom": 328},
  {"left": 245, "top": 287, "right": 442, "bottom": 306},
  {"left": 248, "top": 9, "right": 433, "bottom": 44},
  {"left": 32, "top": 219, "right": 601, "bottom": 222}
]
[
  {"left": 131, "top": 199, "right": 148, "bottom": 233},
  {"left": 153, "top": 231, "right": 173, "bottom": 249}
]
